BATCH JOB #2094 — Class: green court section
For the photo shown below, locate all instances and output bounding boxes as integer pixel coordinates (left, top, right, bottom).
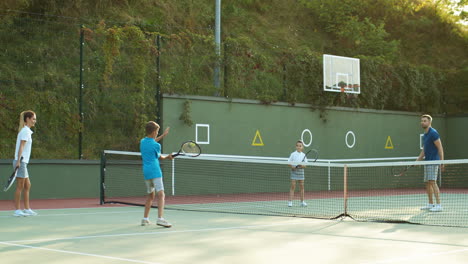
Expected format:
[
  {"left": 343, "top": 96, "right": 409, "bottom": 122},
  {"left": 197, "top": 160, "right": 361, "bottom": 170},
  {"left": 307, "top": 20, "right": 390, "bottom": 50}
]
[
  {"left": 0, "top": 159, "right": 99, "bottom": 200},
  {"left": 347, "top": 193, "right": 468, "bottom": 227},
  {"left": 1, "top": 207, "right": 468, "bottom": 264},
  {"left": 161, "top": 95, "right": 453, "bottom": 159}
]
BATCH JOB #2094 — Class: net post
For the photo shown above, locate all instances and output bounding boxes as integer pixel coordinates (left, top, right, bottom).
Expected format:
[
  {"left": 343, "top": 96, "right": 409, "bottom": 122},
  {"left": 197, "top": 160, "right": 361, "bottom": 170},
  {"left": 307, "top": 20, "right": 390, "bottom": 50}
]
[
  {"left": 171, "top": 158, "right": 175, "bottom": 196},
  {"left": 328, "top": 161, "right": 331, "bottom": 191},
  {"left": 439, "top": 162, "right": 442, "bottom": 187},
  {"left": 100, "top": 151, "right": 106, "bottom": 205},
  {"left": 343, "top": 164, "right": 348, "bottom": 216}
]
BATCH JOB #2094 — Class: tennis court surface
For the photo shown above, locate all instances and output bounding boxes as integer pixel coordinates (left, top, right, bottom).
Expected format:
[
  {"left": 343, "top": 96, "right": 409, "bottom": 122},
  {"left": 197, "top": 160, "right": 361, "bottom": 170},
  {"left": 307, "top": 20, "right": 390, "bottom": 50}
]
[
  {"left": 2, "top": 155, "right": 468, "bottom": 263},
  {"left": 1, "top": 203, "right": 468, "bottom": 264}
]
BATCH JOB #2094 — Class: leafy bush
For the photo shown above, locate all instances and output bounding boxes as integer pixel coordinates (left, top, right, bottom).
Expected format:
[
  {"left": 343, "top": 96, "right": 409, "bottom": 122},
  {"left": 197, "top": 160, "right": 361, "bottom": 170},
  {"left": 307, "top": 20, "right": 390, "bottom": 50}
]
[{"left": 0, "top": 0, "right": 466, "bottom": 159}]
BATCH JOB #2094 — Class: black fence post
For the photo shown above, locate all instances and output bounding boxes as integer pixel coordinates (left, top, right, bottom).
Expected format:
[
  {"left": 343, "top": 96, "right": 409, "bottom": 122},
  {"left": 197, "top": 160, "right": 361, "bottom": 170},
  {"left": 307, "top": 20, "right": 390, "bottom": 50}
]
[{"left": 79, "top": 24, "right": 84, "bottom": 159}]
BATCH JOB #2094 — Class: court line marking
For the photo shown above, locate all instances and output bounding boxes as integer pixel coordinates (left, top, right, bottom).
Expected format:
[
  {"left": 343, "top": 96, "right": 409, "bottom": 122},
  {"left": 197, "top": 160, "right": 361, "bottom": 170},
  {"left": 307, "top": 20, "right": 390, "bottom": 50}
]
[
  {"left": 1, "top": 219, "right": 316, "bottom": 244},
  {"left": 361, "top": 248, "right": 468, "bottom": 264},
  {"left": 0, "top": 209, "right": 140, "bottom": 218},
  {"left": 5, "top": 218, "right": 467, "bottom": 248},
  {"left": 2, "top": 215, "right": 467, "bottom": 263},
  {"left": 0, "top": 205, "right": 138, "bottom": 213},
  {"left": 0, "top": 241, "right": 163, "bottom": 264}
]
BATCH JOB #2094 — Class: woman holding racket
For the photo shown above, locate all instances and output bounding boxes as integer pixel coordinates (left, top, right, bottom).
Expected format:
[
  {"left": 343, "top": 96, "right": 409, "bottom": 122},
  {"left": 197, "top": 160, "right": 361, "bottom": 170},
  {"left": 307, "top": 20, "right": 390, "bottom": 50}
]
[
  {"left": 13, "top": 110, "right": 37, "bottom": 217},
  {"left": 139, "top": 121, "right": 173, "bottom": 227},
  {"left": 288, "top": 140, "right": 308, "bottom": 207}
]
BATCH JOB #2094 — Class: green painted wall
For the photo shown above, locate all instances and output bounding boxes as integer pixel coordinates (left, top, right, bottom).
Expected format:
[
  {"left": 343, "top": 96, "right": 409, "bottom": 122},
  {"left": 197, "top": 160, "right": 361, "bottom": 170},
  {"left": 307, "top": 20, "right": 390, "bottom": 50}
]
[
  {"left": 161, "top": 95, "right": 448, "bottom": 159},
  {"left": 0, "top": 160, "right": 99, "bottom": 201},
  {"left": 446, "top": 116, "right": 468, "bottom": 159},
  {"left": 1, "top": 95, "right": 465, "bottom": 201}
]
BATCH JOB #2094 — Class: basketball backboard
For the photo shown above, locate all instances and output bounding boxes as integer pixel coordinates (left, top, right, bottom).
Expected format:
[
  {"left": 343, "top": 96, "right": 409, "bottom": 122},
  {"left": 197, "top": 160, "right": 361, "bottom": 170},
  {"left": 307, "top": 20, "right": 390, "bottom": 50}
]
[{"left": 323, "top": 54, "right": 360, "bottom": 94}]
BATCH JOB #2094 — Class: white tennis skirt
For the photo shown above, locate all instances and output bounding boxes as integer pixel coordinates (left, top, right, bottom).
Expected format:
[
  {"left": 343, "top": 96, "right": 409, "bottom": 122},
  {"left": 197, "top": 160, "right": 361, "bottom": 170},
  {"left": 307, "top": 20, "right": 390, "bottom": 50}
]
[
  {"left": 12, "top": 160, "right": 29, "bottom": 179},
  {"left": 290, "top": 169, "right": 305, "bottom": 180}
]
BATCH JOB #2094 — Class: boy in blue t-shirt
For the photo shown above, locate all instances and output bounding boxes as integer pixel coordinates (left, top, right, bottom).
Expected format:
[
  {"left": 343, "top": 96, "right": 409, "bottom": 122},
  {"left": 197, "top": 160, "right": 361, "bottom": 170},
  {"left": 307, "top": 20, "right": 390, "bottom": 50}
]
[
  {"left": 140, "top": 121, "right": 173, "bottom": 227},
  {"left": 416, "top": 114, "right": 445, "bottom": 212}
]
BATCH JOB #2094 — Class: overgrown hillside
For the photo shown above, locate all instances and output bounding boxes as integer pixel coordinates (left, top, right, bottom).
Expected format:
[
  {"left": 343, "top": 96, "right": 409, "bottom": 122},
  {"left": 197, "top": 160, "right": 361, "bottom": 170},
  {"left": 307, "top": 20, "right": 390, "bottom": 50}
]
[{"left": 0, "top": 0, "right": 467, "bottom": 159}]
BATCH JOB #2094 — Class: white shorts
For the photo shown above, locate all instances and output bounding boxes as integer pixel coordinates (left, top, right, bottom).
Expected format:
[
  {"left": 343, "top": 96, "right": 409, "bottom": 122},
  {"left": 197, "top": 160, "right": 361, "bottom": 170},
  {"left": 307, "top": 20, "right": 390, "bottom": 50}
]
[
  {"left": 12, "top": 160, "right": 29, "bottom": 179},
  {"left": 145, "top": 177, "right": 164, "bottom": 194},
  {"left": 424, "top": 165, "right": 439, "bottom": 182}
]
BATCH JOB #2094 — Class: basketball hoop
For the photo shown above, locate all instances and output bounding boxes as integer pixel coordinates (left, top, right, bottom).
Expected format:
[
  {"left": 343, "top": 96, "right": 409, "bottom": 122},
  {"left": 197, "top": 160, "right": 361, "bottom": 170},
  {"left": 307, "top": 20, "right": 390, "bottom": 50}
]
[{"left": 323, "top": 54, "right": 360, "bottom": 94}]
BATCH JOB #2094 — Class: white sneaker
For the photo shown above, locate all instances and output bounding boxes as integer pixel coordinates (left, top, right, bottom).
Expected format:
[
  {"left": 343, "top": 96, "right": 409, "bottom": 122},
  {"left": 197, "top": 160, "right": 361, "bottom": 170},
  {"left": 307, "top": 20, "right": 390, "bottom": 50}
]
[
  {"left": 301, "top": 201, "right": 308, "bottom": 207},
  {"left": 156, "top": 218, "right": 172, "bottom": 228},
  {"left": 23, "top": 209, "right": 38, "bottom": 216},
  {"left": 288, "top": 201, "right": 293, "bottom": 207},
  {"left": 141, "top": 219, "right": 151, "bottom": 226},
  {"left": 429, "top": 205, "right": 443, "bottom": 212},
  {"left": 420, "top": 204, "right": 434, "bottom": 210},
  {"left": 14, "top": 209, "right": 26, "bottom": 217}
]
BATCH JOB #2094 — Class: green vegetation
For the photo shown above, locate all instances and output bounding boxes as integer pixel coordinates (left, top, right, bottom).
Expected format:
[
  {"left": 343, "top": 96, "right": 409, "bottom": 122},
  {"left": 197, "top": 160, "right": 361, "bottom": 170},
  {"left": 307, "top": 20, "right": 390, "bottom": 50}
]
[{"left": 0, "top": 0, "right": 466, "bottom": 159}]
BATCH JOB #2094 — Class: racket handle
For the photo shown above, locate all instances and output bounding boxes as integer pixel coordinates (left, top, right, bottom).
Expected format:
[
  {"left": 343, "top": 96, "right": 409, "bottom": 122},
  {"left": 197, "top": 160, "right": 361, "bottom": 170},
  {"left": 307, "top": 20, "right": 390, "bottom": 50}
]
[{"left": 171, "top": 153, "right": 180, "bottom": 158}]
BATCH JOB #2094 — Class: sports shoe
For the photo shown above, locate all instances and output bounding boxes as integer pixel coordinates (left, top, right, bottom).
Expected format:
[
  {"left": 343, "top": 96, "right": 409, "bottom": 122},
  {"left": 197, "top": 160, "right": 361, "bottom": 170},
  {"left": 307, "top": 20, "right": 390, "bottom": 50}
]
[
  {"left": 300, "top": 201, "right": 308, "bottom": 207},
  {"left": 23, "top": 209, "right": 38, "bottom": 216},
  {"left": 288, "top": 201, "right": 293, "bottom": 207},
  {"left": 420, "top": 204, "right": 434, "bottom": 210},
  {"left": 156, "top": 218, "right": 172, "bottom": 228},
  {"left": 141, "top": 219, "right": 151, "bottom": 226},
  {"left": 429, "top": 205, "right": 443, "bottom": 212},
  {"left": 14, "top": 209, "right": 26, "bottom": 217}
]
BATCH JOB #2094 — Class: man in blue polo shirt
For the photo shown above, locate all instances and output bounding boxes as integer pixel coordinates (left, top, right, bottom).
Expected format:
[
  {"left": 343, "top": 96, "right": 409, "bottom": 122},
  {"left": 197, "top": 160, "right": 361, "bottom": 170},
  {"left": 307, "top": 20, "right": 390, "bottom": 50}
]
[{"left": 416, "top": 114, "right": 445, "bottom": 212}]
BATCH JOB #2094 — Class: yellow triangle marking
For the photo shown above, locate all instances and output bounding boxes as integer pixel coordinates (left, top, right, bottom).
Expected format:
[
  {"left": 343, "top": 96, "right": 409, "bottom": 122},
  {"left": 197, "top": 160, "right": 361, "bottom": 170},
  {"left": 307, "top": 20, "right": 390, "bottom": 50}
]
[
  {"left": 385, "top": 136, "right": 394, "bottom": 149},
  {"left": 251, "top": 130, "right": 264, "bottom": 146}
]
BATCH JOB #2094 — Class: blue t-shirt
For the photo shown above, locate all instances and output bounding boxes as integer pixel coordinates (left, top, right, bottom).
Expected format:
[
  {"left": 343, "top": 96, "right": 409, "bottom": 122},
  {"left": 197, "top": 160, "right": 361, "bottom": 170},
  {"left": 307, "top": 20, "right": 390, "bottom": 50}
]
[
  {"left": 140, "top": 137, "right": 162, "bottom": 180},
  {"left": 423, "top": 127, "right": 440, "bottom": 161}
]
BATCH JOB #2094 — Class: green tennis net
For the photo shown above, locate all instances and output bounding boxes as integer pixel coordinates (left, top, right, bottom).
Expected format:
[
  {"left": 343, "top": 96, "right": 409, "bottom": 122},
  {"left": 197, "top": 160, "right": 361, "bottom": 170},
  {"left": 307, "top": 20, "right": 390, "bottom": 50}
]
[{"left": 100, "top": 150, "right": 468, "bottom": 227}]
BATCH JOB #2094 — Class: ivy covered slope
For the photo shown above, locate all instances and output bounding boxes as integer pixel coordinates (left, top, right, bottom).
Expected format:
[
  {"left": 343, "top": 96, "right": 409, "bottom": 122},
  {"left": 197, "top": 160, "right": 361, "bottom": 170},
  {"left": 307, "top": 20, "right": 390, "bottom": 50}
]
[{"left": 0, "top": 0, "right": 466, "bottom": 159}]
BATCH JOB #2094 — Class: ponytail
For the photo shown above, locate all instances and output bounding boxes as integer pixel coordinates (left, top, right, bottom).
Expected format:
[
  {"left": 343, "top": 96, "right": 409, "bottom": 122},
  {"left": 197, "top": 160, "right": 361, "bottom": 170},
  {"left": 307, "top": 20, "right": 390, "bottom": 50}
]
[{"left": 19, "top": 110, "right": 35, "bottom": 132}]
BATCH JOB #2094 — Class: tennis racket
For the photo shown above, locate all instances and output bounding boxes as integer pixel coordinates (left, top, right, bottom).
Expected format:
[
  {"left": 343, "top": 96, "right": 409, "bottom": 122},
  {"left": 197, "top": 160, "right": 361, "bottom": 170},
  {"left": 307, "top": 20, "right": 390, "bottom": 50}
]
[
  {"left": 171, "top": 140, "right": 201, "bottom": 158},
  {"left": 3, "top": 157, "right": 23, "bottom": 192},
  {"left": 295, "top": 149, "right": 319, "bottom": 168},
  {"left": 392, "top": 165, "right": 414, "bottom": 177}
]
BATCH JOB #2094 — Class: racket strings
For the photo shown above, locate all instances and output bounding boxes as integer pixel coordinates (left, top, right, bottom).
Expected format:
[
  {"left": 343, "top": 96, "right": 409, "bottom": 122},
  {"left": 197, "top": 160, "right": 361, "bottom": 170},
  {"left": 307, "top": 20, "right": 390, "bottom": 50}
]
[
  {"left": 181, "top": 142, "right": 200, "bottom": 154},
  {"left": 310, "top": 150, "right": 319, "bottom": 161}
]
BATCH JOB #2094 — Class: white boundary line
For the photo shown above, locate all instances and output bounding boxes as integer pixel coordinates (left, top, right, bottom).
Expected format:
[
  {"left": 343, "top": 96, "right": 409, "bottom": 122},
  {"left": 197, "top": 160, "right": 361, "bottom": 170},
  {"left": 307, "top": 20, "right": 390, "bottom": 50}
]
[
  {"left": 103, "top": 149, "right": 418, "bottom": 163},
  {"left": 0, "top": 205, "right": 138, "bottom": 213},
  {"left": 0, "top": 241, "right": 163, "bottom": 264},
  {"left": 1, "top": 220, "right": 313, "bottom": 244},
  {"left": 0, "top": 210, "right": 137, "bottom": 218},
  {"left": 0, "top": 217, "right": 314, "bottom": 264},
  {"left": 0, "top": 208, "right": 140, "bottom": 218}
]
